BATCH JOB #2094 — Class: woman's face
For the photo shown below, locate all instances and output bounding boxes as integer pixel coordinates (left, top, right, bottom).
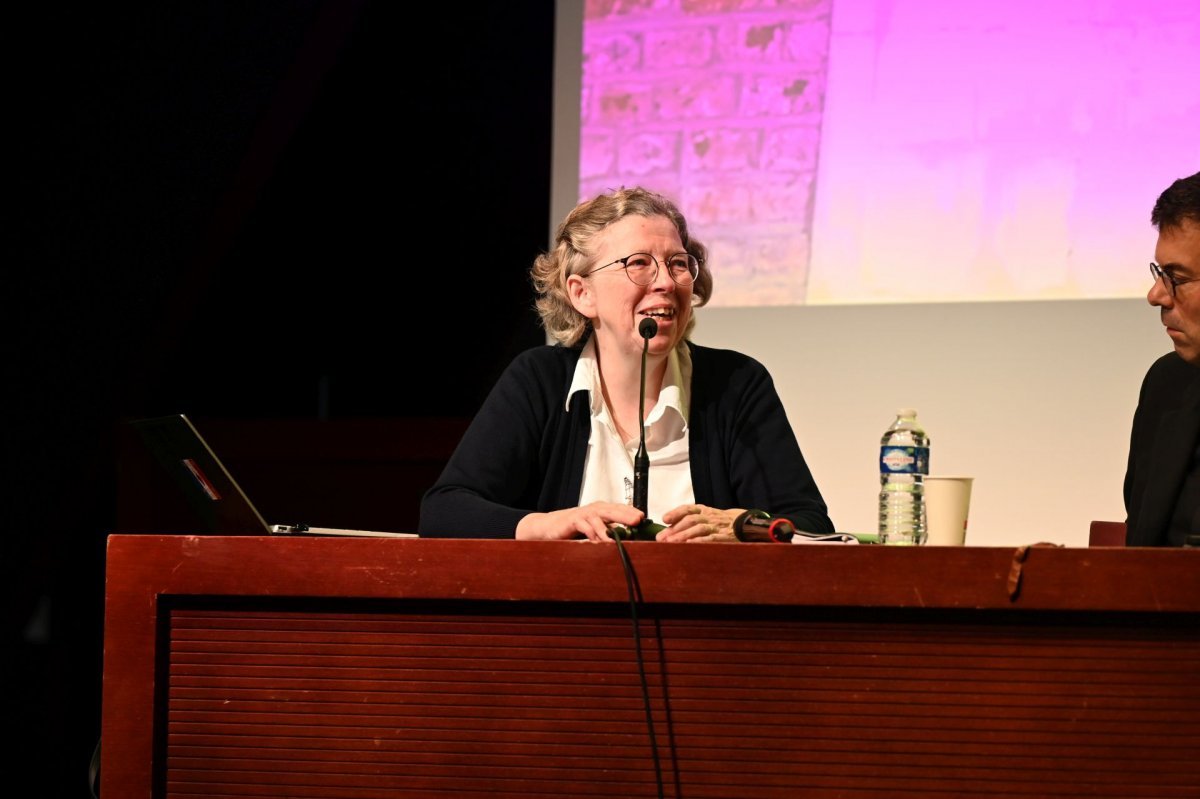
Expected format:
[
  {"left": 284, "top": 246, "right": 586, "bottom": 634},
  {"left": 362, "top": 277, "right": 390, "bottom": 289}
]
[{"left": 568, "top": 214, "right": 694, "bottom": 361}]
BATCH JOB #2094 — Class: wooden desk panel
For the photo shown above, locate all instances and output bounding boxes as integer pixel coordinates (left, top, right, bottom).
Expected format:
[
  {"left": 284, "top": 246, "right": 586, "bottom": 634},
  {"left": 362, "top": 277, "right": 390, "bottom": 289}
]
[{"left": 101, "top": 537, "right": 1200, "bottom": 798}]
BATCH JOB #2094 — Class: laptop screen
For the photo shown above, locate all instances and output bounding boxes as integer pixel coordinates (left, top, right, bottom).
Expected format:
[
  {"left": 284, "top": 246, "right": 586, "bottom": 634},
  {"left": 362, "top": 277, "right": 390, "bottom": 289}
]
[{"left": 129, "top": 414, "right": 273, "bottom": 535}]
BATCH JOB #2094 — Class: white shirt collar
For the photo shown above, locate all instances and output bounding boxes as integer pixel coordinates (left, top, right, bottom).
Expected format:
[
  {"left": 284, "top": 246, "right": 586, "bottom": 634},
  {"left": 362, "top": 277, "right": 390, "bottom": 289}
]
[
  {"left": 566, "top": 337, "right": 690, "bottom": 430},
  {"left": 570, "top": 336, "right": 696, "bottom": 520}
]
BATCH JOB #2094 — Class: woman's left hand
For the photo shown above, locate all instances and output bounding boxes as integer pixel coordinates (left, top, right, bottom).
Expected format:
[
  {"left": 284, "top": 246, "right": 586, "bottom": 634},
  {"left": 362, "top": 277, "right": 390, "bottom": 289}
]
[{"left": 656, "top": 504, "right": 746, "bottom": 542}]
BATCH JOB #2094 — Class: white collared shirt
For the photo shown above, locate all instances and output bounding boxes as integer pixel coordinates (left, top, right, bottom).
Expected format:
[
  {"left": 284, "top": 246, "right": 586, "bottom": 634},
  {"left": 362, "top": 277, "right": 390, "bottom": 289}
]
[{"left": 567, "top": 338, "right": 695, "bottom": 522}]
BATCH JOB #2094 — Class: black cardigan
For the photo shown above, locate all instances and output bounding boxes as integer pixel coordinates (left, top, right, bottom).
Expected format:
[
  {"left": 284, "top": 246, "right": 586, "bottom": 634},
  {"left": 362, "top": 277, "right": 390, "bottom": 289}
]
[{"left": 418, "top": 341, "right": 834, "bottom": 538}]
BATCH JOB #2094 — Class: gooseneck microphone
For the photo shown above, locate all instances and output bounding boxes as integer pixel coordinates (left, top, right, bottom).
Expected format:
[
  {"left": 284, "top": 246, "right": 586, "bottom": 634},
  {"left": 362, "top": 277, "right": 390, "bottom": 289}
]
[{"left": 632, "top": 317, "right": 658, "bottom": 518}]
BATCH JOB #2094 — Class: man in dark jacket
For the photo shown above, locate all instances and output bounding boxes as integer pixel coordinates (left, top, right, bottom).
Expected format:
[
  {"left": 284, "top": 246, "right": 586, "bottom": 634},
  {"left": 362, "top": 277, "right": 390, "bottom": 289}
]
[{"left": 1125, "top": 172, "right": 1200, "bottom": 546}]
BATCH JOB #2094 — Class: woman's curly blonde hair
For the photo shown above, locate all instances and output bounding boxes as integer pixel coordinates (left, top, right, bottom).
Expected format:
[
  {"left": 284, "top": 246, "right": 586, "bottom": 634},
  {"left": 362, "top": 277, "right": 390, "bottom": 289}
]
[{"left": 531, "top": 186, "right": 713, "bottom": 346}]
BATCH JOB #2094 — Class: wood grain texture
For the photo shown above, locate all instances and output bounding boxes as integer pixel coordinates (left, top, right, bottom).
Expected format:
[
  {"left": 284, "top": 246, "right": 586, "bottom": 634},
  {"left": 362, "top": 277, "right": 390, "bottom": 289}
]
[{"left": 101, "top": 537, "right": 1200, "bottom": 798}]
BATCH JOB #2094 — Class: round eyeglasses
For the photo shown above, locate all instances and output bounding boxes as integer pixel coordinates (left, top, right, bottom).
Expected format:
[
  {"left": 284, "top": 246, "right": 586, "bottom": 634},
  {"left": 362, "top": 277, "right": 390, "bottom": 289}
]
[
  {"left": 1150, "top": 262, "right": 1200, "bottom": 297},
  {"left": 584, "top": 252, "right": 700, "bottom": 286}
]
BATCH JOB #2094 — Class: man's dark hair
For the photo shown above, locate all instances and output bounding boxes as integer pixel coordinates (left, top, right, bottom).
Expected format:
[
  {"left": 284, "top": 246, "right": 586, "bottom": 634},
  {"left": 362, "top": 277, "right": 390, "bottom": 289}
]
[{"left": 1151, "top": 171, "right": 1200, "bottom": 230}]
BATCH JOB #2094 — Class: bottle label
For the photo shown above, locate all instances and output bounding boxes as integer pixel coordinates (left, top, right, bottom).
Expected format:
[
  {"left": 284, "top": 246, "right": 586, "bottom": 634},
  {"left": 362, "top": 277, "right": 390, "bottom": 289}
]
[{"left": 880, "top": 446, "right": 929, "bottom": 475}]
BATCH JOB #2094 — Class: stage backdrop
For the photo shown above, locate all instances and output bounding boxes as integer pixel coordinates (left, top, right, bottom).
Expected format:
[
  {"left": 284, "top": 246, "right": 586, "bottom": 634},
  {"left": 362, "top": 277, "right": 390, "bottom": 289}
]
[{"left": 551, "top": 0, "right": 1198, "bottom": 544}]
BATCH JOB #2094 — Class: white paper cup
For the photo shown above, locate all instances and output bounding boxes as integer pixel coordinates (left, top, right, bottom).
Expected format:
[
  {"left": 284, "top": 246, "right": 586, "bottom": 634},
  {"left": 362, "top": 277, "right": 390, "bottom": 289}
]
[{"left": 924, "top": 476, "right": 974, "bottom": 546}]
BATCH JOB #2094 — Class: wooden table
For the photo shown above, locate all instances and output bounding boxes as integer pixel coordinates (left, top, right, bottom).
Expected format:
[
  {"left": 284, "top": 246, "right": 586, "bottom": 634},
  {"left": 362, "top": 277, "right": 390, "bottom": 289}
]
[{"left": 100, "top": 536, "right": 1200, "bottom": 798}]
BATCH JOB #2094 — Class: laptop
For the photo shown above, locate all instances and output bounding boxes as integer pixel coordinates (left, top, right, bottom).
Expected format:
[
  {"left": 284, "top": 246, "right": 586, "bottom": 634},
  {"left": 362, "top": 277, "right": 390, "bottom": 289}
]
[{"left": 128, "top": 413, "right": 415, "bottom": 538}]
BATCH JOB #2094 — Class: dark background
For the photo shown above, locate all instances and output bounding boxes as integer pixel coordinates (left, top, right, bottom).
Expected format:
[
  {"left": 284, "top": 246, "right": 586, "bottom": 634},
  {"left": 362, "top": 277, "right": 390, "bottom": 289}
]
[{"left": 6, "top": 2, "right": 554, "bottom": 795}]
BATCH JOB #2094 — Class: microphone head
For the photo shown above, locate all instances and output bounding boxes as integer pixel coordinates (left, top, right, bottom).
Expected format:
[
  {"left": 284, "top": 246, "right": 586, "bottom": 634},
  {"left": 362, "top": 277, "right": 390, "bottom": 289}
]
[{"left": 638, "top": 317, "right": 659, "bottom": 340}]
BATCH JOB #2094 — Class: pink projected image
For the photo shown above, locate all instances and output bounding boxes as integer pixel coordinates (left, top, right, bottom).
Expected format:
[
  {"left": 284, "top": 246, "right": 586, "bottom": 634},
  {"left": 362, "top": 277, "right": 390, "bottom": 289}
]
[
  {"left": 580, "top": 0, "right": 832, "bottom": 307},
  {"left": 580, "top": 0, "right": 1200, "bottom": 307}
]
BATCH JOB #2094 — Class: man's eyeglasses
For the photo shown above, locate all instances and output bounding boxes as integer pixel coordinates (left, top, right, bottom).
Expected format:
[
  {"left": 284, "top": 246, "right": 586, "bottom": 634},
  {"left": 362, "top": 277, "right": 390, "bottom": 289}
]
[
  {"left": 1150, "top": 262, "right": 1200, "bottom": 297},
  {"left": 584, "top": 252, "right": 700, "bottom": 286}
]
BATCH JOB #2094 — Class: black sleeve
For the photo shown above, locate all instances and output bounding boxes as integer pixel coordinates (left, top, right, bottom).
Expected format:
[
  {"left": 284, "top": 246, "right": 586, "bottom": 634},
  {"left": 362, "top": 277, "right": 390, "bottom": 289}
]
[
  {"left": 418, "top": 352, "right": 551, "bottom": 538},
  {"left": 724, "top": 358, "right": 835, "bottom": 535},
  {"left": 1123, "top": 362, "right": 1154, "bottom": 542}
]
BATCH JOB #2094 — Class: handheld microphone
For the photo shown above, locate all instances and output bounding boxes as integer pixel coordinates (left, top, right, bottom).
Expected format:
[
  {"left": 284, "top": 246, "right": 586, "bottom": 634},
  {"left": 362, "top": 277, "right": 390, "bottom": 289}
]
[
  {"left": 632, "top": 317, "right": 657, "bottom": 519},
  {"left": 733, "top": 510, "right": 796, "bottom": 543}
]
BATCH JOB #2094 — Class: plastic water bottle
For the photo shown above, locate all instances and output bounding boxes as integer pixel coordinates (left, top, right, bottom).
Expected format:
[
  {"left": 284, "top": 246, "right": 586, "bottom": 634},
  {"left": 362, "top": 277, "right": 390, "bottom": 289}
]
[{"left": 878, "top": 408, "right": 929, "bottom": 545}]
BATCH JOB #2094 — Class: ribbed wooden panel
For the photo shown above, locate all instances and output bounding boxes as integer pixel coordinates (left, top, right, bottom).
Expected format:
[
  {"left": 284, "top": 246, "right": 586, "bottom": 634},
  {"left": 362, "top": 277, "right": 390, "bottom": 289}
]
[{"left": 162, "top": 605, "right": 1200, "bottom": 799}]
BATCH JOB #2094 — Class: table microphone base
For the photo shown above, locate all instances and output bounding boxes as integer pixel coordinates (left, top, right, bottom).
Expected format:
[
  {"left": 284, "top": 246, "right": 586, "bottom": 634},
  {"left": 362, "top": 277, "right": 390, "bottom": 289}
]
[{"left": 609, "top": 520, "right": 665, "bottom": 541}]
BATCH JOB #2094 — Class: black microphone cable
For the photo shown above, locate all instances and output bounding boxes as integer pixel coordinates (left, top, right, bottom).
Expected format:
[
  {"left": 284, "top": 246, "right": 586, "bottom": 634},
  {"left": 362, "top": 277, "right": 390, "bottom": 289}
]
[
  {"left": 611, "top": 533, "right": 666, "bottom": 799},
  {"left": 606, "top": 509, "right": 792, "bottom": 797}
]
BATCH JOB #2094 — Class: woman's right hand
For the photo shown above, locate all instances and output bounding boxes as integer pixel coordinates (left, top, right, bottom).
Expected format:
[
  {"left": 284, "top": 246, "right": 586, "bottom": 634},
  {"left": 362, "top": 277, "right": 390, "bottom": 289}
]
[{"left": 515, "top": 503, "right": 645, "bottom": 542}]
